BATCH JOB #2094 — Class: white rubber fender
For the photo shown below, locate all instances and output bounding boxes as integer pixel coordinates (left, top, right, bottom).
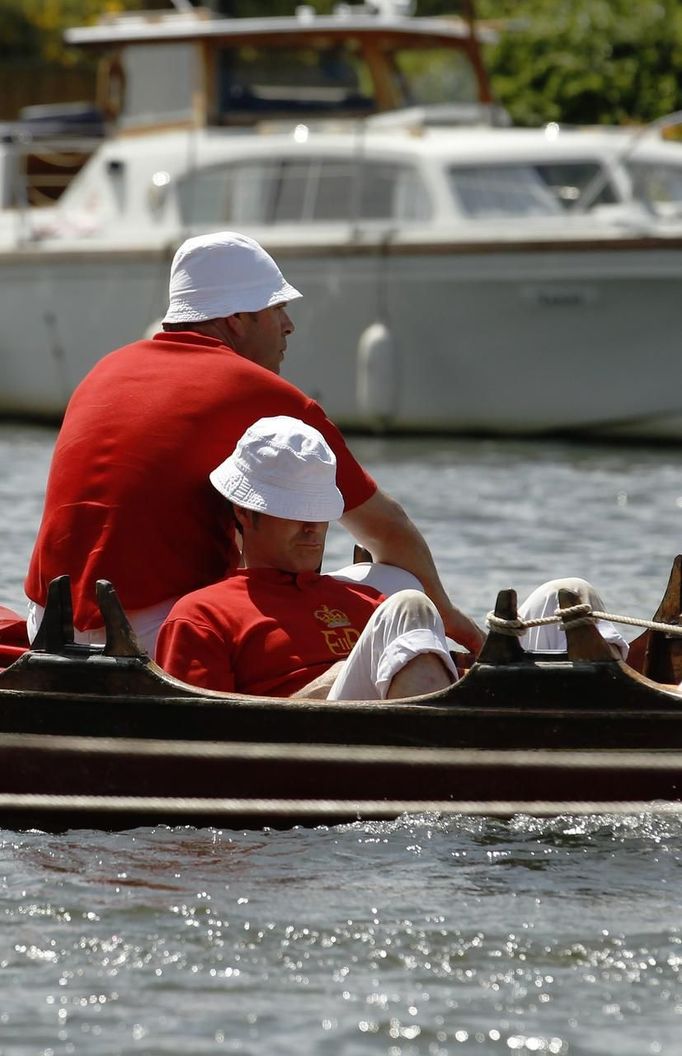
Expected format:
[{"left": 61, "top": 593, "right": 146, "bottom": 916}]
[
  {"left": 143, "top": 317, "right": 163, "bottom": 340},
  {"left": 356, "top": 321, "right": 396, "bottom": 424}
]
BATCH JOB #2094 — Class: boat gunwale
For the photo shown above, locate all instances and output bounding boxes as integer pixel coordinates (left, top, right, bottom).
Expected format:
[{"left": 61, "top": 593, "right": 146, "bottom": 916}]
[
  {"left": 2, "top": 650, "right": 682, "bottom": 716},
  {"left": 5, "top": 235, "right": 682, "bottom": 268}
]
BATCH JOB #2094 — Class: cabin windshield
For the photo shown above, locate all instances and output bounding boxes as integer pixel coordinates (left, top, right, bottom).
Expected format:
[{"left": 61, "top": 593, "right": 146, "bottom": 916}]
[
  {"left": 447, "top": 161, "right": 624, "bottom": 218},
  {"left": 214, "top": 42, "right": 374, "bottom": 122},
  {"left": 531, "top": 162, "right": 619, "bottom": 210},
  {"left": 177, "top": 156, "right": 432, "bottom": 225},
  {"left": 389, "top": 46, "right": 477, "bottom": 107},
  {"left": 212, "top": 39, "right": 477, "bottom": 123},
  {"left": 447, "top": 165, "right": 562, "bottom": 218},
  {"left": 626, "top": 160, "right": 682, "bottom": 218}
]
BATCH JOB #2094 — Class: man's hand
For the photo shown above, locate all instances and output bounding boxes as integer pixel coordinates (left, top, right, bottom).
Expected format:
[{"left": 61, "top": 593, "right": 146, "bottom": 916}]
[
  {"left": 290, "top": 660, "right": 346, "bottom": 699},
  {"left": 341, "top": 490, "right": 486, "bottom": 657},
  {"left": 443, "top": 606, "right": 486, "bottom": 656},
  {"left": 452, "top": 650, "right": 477, "bottom": 676}
]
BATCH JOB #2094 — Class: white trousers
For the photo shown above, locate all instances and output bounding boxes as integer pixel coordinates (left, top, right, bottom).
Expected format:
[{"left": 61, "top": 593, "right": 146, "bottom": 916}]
[
  {"left": 327, "top": 589, "right": 458, "bottom": 701},
  {"left": 26, "top": 596, "right": 177, "bottom": 657},
  {"left": 517, "top": 578, "right": 629, "bottom": 659},
  {"left": 330, "top": 561, "right": 423, "bottom": 595}
]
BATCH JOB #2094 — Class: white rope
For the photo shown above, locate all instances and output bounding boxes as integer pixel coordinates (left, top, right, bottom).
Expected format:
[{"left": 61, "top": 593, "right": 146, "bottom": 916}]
[
  {"left": 1, "top": 793, "right": 682, "bottom": 819},
  {"left": 5, "top": 736, "right": 682, "bottom": 769},
  {"left": 486, "top": 604, "right": 682, "bottom": 638}
]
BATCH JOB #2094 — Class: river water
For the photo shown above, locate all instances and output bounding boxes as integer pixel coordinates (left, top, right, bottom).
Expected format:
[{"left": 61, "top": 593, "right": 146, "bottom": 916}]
[{"left": 1, "top": 423, "right": 682, "bottom": 1054}]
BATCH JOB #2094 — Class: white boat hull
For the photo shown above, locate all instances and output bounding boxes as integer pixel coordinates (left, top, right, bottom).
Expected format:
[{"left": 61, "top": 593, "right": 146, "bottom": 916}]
[{"left": 3, "top": 234, "right": 682, "bottom": 438}]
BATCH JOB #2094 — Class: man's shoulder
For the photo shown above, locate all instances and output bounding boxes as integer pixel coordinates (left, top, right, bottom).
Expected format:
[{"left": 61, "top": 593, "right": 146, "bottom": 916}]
[
  {"left": 319, "top": 575, "right": 385, "bottom": 604},
  {"left": 167, "top": 575, "right": 244, "bottom": 621}
]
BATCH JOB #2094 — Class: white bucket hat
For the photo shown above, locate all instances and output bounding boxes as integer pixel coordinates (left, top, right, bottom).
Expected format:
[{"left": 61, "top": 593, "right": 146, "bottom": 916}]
[
  {"left": 209, "top": 416, "right": 344, "bottom": 522},
  {"left": 162, "top": 230, "right": 302, "bottom": 324}
]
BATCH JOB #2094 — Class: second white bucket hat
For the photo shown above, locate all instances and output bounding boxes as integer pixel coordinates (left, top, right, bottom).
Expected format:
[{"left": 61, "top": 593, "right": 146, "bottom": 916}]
[{"left": 209, "top": 416, "right": 344, "bottom": 522}]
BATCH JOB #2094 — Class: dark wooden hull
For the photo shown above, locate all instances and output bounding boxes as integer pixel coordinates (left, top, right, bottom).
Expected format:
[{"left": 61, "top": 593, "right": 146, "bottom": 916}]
[
  {"left": 0, "top": 724, "right": 680, "bottom": 828},
  {"left": 1, "top": 647, "right": 682, "bottom": 829},
  {"left": 2, "top": 570, "right": 682, "bottom": 829}
]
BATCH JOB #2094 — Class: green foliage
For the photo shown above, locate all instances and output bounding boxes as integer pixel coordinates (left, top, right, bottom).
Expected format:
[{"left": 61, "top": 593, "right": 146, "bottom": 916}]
[
  {"left": 0, "top": 0, "right": 166, "bottom": 65},
  {"left": 0, "top": 2, "right": 42, "bottom": 61},
  {"left": 473, "top": 0, "right": 682, "bottom": 125}
]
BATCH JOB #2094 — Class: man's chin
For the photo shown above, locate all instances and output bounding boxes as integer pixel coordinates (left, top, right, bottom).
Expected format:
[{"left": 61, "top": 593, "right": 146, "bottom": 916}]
[{"left": 290, "top": 558, "right": 322, "bottom": 574}]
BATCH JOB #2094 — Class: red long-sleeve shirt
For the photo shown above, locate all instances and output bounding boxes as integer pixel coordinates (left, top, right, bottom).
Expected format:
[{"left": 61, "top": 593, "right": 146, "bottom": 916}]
[{"left": 26, "top": 332, "right": 376, "bottom": 629}]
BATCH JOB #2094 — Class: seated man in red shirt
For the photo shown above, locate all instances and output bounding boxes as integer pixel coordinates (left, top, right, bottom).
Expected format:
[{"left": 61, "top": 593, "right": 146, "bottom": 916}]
[
  {"left": 156, "top": 417, "right": 459, "bottom": 700},
  {"left": 25, "top": 230, "right": 484, "bottom": 659}
]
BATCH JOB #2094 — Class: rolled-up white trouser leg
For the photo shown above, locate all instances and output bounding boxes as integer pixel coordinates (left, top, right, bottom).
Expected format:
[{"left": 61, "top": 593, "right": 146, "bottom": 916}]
[
  {"left": 327, "top": 589, "right": 459, "bottom": 701},
  {"left": 517, "top": 578, "right": 629, "bottom": 659}
]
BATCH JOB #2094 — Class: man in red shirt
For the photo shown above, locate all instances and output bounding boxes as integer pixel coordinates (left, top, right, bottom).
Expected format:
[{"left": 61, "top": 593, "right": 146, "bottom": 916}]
[
  {"left": 25, "top": 231, "right": 483, "bottom": 657},
  {"left": 156, "top": 417, "right": 459, "bottom": 699}
]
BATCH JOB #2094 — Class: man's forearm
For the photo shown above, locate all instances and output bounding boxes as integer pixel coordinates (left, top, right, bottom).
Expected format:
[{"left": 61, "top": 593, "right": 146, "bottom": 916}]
[{"left": 340, "top": 488, "right": 485, "bottom": 653}]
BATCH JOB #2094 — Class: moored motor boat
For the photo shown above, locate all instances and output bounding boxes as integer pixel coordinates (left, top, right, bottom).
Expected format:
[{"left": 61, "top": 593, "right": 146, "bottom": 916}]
[
  {"left": 3, "top": 3, "right": 682, "bottom": 437},
  {"left": 1, "top": 561, "right": 682, "bottom": 830}
]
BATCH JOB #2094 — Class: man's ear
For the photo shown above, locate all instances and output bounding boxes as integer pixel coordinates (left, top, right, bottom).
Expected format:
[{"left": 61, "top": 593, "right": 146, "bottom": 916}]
[
  {"left": 232, "top": 505, "right": 254, "bottom": 534},
  {"left": 224, "top": 313, "right": 246, "bottom": 340}
]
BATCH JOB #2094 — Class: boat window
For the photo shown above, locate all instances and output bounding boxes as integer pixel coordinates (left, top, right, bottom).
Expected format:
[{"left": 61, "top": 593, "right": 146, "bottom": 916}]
[
  {"left": 448, "top": 165, "right": 562, "bottom": 218},
  {"left": 120, "top": 44, "right": 200, "bottom": 128},
  {"left": 389, "top": 47, "right": 478, "bottom": 107},
  {"left": 178, "top": 158, "right": 432, "bottom": 224},
  {"left": 214, "top": 44, "right": 374, "bottom": 123},
  {"left": 626, "top": 161, "right": 682, "bottom": 218},
  {"left": 532, "top": 162, "right": 619, "bottom": 210}
]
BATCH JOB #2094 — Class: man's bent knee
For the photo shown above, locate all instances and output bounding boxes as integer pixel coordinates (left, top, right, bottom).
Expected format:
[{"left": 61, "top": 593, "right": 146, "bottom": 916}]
[{"left": 376, "top": 589, "right": 440, "bottom": 626}]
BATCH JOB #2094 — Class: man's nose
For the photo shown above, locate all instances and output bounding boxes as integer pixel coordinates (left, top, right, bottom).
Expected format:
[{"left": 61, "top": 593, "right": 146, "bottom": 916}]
[{"left": 282, "top": 310, "right": 295, "bottom": 335}]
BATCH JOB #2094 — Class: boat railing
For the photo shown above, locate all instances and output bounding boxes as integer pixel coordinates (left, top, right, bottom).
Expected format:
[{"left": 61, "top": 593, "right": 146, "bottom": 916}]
[
  {"left": 364, "top": 101, "right": 511, "bottom": 130},
  {"left": 571, "top": 108, "right": 682, "bottom": 217},
  {"left": 0, "top": 100, "right": 106, "bottom": 217}
]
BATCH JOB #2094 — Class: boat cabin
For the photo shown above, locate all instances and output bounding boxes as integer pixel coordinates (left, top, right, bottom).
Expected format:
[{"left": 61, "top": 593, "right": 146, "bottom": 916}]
[
  {"left": 36, "top": 122, "right": 682, "bottom": 249},
  {"left": 65, "top": 4, "right": 498, "bottom": 133}
]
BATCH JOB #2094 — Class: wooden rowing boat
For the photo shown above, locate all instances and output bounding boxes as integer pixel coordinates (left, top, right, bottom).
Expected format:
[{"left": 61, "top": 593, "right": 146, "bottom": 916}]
[{"left": 1, "top": 561, "right": 682, "bottom": 829}]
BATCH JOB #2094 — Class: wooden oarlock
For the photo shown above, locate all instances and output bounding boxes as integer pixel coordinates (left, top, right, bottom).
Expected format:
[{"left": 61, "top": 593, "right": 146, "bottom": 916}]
[{"left": 558, "top": 588, "right": 616, "bottom": 663}]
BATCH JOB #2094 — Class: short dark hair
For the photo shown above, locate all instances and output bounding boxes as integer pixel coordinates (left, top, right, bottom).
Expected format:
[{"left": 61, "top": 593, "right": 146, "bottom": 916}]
[
  {"left": 232, "top": 504, "right": 260, "bottom": 535},
  {"left": 162, "top": 321, "right": 204, "bottom": 332}
]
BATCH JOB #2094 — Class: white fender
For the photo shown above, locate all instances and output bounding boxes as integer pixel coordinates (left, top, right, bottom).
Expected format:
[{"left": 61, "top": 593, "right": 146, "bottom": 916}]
[
  {"left": 143, "top": 317, "right": 164, "bottom": 340},
  {"left": 356, "top": 321, "right": 396, "bottom": 425}
]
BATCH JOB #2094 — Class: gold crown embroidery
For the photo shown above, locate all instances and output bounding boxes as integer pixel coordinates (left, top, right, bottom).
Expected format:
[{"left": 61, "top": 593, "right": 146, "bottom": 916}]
[{"left": 314, "top": 604, "right": 351, "bottom": 629}]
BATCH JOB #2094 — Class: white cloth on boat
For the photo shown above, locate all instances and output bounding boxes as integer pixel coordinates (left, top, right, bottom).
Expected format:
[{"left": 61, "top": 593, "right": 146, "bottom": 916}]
[
  {"left": 26, "top": 596, "right": 178, "bottom": 658},
  {"left": 327, "top": 589, "right": 458, "bottom": 700},
  {"left": 517, "top": 577, "right": 629, "bottom": 659},
  {"left": 330, "top": 561, "right": 424, "bottom": 596}
]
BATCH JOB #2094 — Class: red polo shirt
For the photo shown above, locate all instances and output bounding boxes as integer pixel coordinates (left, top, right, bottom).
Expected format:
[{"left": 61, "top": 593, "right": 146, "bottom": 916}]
[{"left": 156, "top": 568, "right": 385, "bottom": 695}]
